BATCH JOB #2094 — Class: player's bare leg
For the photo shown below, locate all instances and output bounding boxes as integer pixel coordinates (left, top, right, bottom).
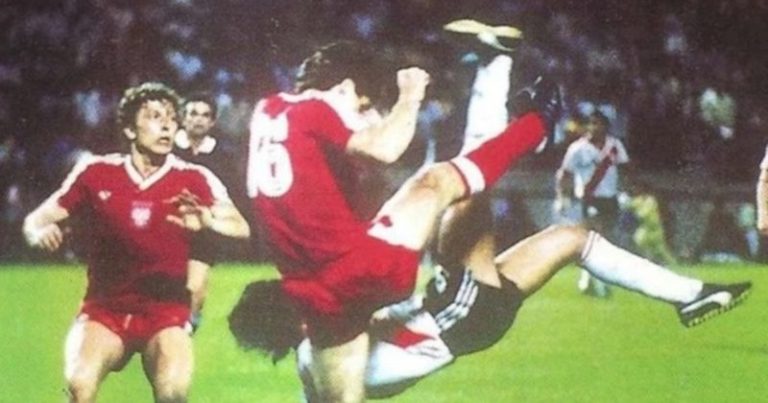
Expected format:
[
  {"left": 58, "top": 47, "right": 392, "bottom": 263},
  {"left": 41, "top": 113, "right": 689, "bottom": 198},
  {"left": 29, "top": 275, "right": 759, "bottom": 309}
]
[
  {"left": 142, "top": 327, "right": 193, "bottom": 403},
  {"left": 496, "top": 225, "right": 589, "bottom": 294},
  {"left": 64, "top": 320, "right": 125, "bottom": 403},
  {"left": 310, "top": 332, "right": 369, "bottom": 403},
  {"left": 370, "top": 162, "right": 468, "bottom": 251},
  {"left": 497, "top": 225, "right": 749, "bottom": 325},
  {"left": 436, "top": 196, "right": 750, "bottom": 327}
]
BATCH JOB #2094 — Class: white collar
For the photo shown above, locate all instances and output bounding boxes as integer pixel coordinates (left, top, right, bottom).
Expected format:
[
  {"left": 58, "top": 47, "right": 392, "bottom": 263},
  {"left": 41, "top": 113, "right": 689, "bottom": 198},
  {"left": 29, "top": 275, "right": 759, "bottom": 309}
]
[
  {"left": 123, "top": 154, "right": 176, "bottom": 191},
  {"left": 175, "top": 130, "right": 217, "bottom": 154}
]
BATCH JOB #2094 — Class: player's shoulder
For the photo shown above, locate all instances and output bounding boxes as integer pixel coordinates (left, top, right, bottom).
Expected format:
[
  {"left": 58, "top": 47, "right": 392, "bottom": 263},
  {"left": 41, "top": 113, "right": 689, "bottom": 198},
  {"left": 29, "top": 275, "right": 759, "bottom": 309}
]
[{"left": 71, "top": 152, "right": 124, "bottom": 175}]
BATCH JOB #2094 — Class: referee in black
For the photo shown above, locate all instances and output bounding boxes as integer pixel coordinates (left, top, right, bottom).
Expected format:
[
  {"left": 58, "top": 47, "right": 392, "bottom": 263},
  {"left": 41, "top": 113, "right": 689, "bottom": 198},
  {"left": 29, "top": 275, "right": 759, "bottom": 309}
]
[{"left": 175, "top": 92, "right": 245, "bottom": 331}]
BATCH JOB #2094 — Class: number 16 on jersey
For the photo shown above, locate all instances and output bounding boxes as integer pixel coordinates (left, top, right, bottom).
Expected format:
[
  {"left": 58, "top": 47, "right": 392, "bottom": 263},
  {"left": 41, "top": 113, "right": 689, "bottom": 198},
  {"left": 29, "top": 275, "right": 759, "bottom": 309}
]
[{"left": 247, "top": 111, "right": 294, "bottom": 198}]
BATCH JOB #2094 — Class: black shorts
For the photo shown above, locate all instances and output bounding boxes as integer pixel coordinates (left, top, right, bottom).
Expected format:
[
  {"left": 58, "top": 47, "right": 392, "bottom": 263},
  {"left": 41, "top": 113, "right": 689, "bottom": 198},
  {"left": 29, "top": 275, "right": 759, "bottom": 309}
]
[
  {"left": 189, "top": 230, "right": 222, "bottom": 265},
  {"left": 423, "top": 268, "right": 524, "bottom": 356},
  {"left": 582, "top": 196, "right": 619, "bottom": 222}
]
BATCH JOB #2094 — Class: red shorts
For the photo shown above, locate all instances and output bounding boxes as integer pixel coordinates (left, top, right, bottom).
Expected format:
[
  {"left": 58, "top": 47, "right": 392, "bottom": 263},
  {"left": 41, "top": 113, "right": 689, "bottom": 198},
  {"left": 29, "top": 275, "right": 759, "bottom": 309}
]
[
  {"left": 80, "top": 301, "right": 191, "bottom": 352},
  {"left": 281, "top": 235, "right": 420, "bottom": 347}
]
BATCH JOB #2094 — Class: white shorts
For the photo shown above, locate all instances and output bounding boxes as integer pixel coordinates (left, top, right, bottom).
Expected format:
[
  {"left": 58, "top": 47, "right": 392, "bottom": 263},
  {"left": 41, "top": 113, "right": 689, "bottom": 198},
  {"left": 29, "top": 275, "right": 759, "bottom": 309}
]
[{"left": 296, "top": 312, "right": 455, "bottom": 399}]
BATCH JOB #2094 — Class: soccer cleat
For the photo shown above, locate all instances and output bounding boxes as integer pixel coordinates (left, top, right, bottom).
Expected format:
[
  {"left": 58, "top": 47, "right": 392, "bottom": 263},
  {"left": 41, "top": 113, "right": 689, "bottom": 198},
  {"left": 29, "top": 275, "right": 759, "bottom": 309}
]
[
  {"left": 676, "top": 282, "right": 751, "bottom": 328},
  {"left": 510, "top": 75, "right": 563, "bottom": 150},
  {"left": 443, "top": 19, "right": 523, "bottom": 54}
]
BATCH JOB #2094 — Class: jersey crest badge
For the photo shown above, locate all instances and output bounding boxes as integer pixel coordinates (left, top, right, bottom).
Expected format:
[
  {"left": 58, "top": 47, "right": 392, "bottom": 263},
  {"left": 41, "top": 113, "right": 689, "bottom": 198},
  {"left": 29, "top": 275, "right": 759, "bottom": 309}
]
[{"left": 131, "top": 201, "right": 153, "bottom": 228}]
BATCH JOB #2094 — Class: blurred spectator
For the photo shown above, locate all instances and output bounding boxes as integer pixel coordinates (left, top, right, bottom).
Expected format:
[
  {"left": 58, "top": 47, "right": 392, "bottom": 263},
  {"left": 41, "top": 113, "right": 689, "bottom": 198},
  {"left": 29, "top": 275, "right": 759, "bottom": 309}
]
[
  {"left": 627, "top": 184, "right": 677, "bottom": 265},
  {"left": 699, "top": 198, "right": 748, "bottom": 262},
  {"left": 699, "top": 84, "right": 736, "bottom": 141},
  {"left": 0, "top": 136, "right": 28, "bottom": 260},
  {"left": 4, "top": 0, "right": 768, "bottom": 264},
  {"left": 736, "top": 202, "right": 759, "bottom": 260}
]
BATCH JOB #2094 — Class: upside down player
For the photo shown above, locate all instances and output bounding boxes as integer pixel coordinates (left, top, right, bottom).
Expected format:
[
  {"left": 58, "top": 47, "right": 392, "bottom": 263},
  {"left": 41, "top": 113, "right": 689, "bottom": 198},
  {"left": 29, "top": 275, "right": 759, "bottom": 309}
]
[
  {"left": 230, "top": 183, "right": 752, "bottom": 401},
  {"left": 23, "top": 82, "right": 250, "bottom": 403},
  {"left": 246, "top": 40, "right": 559, "bottom": 402}
]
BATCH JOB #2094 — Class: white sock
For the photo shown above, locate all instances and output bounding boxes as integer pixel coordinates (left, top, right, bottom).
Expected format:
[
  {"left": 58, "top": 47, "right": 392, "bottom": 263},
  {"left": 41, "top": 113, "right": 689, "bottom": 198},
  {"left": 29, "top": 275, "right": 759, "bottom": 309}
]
[
  {"left": 460, "top": 55, "right": 513, "bottom": 155},
  {"left": 580, "top": 232, "right": 703, "bottom": 304}
]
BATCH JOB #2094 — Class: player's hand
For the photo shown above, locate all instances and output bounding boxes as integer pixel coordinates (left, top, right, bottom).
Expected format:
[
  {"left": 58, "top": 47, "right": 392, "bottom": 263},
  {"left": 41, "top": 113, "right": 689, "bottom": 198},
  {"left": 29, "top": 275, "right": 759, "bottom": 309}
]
[
  {"left": 397, "top": 67, "right": 430, "bottom": 104},
  {"left": 25, "top": 223, "right": 64, "bottom": 252},
  {"left": 165, "top": 188, "right": 213, "bottom": 232}
]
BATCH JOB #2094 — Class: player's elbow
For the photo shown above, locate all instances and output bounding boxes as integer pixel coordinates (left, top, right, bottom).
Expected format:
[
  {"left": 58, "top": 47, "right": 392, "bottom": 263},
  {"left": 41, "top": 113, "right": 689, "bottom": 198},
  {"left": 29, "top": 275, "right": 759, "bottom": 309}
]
[
  {"left": 358, "top": 142, "right": 402, "bottom": 164},
  {"left": 372, "top": 148, "right": 402, "bottom": 164},
  {"left": 238, "top": 222, "right": 251, "bottom": 239},
  {"left": 228, "top": 217, "right": 251, "bottom": 239},
  {"left": 757, "top": 221, "right": 768, "bottom": 235}
]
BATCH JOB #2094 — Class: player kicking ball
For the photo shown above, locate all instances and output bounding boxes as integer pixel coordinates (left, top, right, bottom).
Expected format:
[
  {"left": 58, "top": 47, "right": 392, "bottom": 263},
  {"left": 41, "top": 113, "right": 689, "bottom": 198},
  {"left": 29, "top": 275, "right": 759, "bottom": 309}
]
[
  {"left": 230, "top": 212, "right": 750, "bottom": 400},
  {"left": 231, "top": 26, "right": 749, "bottom": 398}
]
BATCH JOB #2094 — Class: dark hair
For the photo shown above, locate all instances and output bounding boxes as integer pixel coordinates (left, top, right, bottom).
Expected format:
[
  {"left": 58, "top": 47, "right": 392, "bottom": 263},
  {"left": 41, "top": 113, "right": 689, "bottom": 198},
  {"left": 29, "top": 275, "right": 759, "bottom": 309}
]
[
  {"left": 228, "top": 280, "right": 304, "bottom": 363},
  {"left": 590, "top": 110, "right": 610, "bottom": 126},
  {"left": 117, "top": 82, "right": 181, "bottom": 130},
  {"left": 184, "top": 91, "right": 218, "bottom": 120},
  {"left": 295, "top": 41, "right": 395, "bottom": 107}
]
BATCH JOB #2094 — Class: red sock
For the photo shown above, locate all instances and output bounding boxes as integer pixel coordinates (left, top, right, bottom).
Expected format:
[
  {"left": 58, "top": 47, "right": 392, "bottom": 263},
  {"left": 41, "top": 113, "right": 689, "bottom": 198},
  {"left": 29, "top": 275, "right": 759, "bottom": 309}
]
[{"left": 451, "top": 113, "right": 545, "bottom": 194}]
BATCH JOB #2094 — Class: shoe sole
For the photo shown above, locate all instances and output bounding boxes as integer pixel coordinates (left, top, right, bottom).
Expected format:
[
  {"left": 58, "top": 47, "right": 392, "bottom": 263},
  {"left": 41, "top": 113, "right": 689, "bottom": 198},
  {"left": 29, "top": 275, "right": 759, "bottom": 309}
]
[{"left": 682, "top": 287, "right": 751, "bottom": 328}]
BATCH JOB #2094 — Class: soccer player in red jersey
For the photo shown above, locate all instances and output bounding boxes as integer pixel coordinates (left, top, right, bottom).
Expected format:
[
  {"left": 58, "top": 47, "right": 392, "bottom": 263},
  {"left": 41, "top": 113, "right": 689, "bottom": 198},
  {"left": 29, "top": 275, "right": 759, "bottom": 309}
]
[
  {"left": 23, "top": 82, "right": 249, "bottom": 403},
  {"left": 246, "top": 41, "right": 557, "bottom": 402}
]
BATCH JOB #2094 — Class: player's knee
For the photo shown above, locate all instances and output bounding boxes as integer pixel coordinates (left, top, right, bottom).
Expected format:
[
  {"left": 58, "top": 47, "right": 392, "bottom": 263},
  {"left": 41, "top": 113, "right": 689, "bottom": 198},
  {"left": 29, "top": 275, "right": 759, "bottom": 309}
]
[
  {"left": 152, "top": 376, "right": 189, "bottom": 403},
  {"left": 549, "top": 224, "right": 590, "bottom": 256},
  {"left": 66, "top": 370, "right": 100, "bottom": 402},
  {"left": 414, "top": 163, "right": 462, "bottom": 199}
]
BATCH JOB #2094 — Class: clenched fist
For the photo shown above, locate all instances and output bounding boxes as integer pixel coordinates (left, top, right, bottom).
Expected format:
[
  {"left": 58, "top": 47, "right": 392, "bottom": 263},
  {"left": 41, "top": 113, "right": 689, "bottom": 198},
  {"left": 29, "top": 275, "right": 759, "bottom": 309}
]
[{"left": 397, "top": 67, "right": 430, "bottom": 104}]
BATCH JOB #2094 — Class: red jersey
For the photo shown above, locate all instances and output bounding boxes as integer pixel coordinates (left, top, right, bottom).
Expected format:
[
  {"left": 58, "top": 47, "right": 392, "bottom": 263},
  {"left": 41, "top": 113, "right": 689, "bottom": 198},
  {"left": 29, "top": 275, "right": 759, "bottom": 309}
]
[
  {"left": 247, "top": 92, "right": 370, "bottom": 273},
  {"left": 54, "top": 153, "right": 230, "bottom": 310}
]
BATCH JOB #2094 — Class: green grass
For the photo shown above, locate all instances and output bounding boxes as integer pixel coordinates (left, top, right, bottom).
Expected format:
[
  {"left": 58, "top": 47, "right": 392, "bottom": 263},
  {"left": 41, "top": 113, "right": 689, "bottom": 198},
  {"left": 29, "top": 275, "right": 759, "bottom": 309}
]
[{"left": 2, "top": 263, "right": 767, "bottom": 402}]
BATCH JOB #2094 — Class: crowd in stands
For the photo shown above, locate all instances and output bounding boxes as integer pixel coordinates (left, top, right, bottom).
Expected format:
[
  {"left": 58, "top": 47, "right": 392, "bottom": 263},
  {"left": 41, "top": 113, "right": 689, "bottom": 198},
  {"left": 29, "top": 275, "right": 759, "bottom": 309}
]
[{"left": 2, "top": 0, "right": 767, "bottom": 261}]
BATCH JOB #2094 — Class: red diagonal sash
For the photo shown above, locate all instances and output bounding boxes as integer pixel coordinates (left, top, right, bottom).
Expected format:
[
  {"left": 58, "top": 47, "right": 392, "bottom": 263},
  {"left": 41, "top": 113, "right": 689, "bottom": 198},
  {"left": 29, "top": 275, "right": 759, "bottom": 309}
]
[{"left": 584, "top": 145, "right": 618, "bottom": 199}]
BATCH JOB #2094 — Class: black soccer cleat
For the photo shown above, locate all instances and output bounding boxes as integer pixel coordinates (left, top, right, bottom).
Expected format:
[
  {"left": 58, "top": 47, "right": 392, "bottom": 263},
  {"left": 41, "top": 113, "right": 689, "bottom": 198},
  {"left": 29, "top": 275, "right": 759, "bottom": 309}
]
[
  {"left": 676, "top": 282, "right": 751, "bottom": 328},
  {"left": 510, "top": 75, "right": 563, "bottom": 150}
]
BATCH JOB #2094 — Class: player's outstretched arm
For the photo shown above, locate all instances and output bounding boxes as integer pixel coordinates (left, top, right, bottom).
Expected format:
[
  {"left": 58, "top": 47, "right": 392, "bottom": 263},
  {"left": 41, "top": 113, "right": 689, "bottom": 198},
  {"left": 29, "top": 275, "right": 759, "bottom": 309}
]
[
  {"left": 346, "top": 67, "right": 430, "bottom": 163},
  {"left": 22, "top": 198, "right": 69, "bottom": 252}
]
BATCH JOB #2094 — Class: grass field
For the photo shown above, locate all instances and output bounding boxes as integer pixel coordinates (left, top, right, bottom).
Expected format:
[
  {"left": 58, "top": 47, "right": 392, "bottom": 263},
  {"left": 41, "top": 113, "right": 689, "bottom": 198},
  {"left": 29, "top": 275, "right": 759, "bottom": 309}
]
[{"left": 2, "top": 262, "right": 766, "bottom": 402}]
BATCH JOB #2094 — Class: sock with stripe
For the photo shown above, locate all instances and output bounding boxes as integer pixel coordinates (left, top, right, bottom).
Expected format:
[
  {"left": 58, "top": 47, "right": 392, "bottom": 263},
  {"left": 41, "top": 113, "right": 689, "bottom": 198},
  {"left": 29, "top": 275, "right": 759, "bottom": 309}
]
[
  {"left": 450, "top": 113, "right": 545, "bottom": 195},
  {"left": 580, "top": 231, "right": 702, "bottom": 304}
]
